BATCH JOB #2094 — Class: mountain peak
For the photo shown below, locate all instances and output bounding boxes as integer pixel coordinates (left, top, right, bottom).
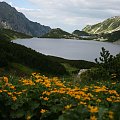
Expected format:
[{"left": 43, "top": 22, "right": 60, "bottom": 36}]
[
  {"left": 0, "top": 1, "right": 13, "bottom": 9},
  {"left": 0, "top": 2, "right": 51, "bottom": 36}
]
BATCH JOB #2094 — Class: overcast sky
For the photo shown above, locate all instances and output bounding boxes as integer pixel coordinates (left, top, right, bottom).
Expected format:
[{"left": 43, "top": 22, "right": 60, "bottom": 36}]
[{"left": 0, "top": 0, "right": 120, "bottom": 32}]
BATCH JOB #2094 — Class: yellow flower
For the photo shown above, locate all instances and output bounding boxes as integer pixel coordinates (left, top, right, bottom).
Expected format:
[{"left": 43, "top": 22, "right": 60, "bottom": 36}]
[
  {"left": 0, "top": 90, "right": 2, "bottom": 93},
  {"left": 32, "top": 72, "right": 37, "bottom": 76},
  {"left": 90, "top": 115, "right": 97, "bottom": 120},
  {"left": 12, "top": 96, "right": 17, "bottom": 101},
  {"left": 64, "top": 104, "right": 72, "bottom": 109},
  {"left": 75, "top": 95, "right": 81, "bottom": 99},
  {"left": 111, "top": 82, "right": 116, "bottom": 85},
  {"left": 88, "top": 105, "right": 99, "bottom": 113},
  {"left": 108, "top": 90, "right": 117, "bottom": 94},
  {"left": 3, "top": 77, "right": 8, "bottom": 83},
  {"left": 96, "top": 99, "right": 101, "bottom": 103},
  {"left": 40, "top": 109, "right": 47, "bottom": 113},
  {"left": 9, "top": 85, "right": 16, "bottom": 90},
  {"left": 79, "top": 101, "right": 86, "bottom": 105},
  {"left": 15, "top": 92, "right": 22, "bottom": 95},
  {"left": 109, "top": 111, "right": 114, "bottom": 119},
  {"left": 7, "top": 92, "right": 12, "bottom": 96},
  {"left": 22, "top": 89, "right": 27, "bottom": 92},
  {"left": 3, "top": 90, "right": 8, "bottom": 92},
  {"left": 42, "top": 91, "right": 51, "bottom": 96},
  {"left": 43, "top": 97, "right": 49, "bottom": 101},
  {"left": 26, "top": 113, "right": 32, "bottom": 120},
  {"left": 106, "top": 98, "right": 112, "bottom": 102}
]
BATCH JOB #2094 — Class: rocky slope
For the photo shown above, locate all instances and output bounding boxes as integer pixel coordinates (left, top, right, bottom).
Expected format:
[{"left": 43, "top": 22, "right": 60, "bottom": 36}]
[
  {"left": 83, "top": 16, "right": 120, "bottom": 34},
  {"left": 0, "top": 2, "right": 51, "bottom": 37}
]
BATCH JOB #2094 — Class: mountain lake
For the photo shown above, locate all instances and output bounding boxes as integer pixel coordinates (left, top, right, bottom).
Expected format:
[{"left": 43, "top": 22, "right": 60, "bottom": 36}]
[{"left": 13, "top": 38, "right": 120, "bottom": 62}]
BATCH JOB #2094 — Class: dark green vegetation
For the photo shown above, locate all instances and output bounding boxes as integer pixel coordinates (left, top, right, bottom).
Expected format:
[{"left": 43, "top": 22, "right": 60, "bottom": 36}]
[
  {"left": 0, "top": 28, "right": 32, "bottom": 41},
  {"left": 0, "top": 59, "right": 120, "bottom": 119},
  {"left": 81, "top": 47, "right": 120, "bottom": 81},
  {"left": 72, "top": 30, "right": 90, "bottom": 36},
  {"left": 0, "top": 48, "right": 120, "bottom": 120},
  {"left": 48, "top": 56, "right": 95, "bottom": 74},
  {"left": 0, "top": 39, "right": 95, "bottom": 76},
  {"left": 0, "top": 39, "right": 68, "bottom": 76},
  {"left": 83, "top": 16, "right": 120, "bottom": 34},
  {"left": 0, "top": 2, "right": 51, "bottom": 36},
  {"left": 0, "top": 28, "right": 95, "bottom": 76},
  {"left": 41, "top": 28, "right": 80, "bottom": 39},
  {"left": 100, "top": 30, "right": 120, "bottom": 42},
  {"left": 72, "top": 30, "right": 99, "bottom": 40}
]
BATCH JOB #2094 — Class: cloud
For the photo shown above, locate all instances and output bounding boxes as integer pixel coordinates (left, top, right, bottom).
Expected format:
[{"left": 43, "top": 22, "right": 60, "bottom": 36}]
[
  {"left": 25, "top": 0, "right": 120, "bottom": 32},
  {"left": 1, "top": 0, "right": 120, "bottom": 32}
]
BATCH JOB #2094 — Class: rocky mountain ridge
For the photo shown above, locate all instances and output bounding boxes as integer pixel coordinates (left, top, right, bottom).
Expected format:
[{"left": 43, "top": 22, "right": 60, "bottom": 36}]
[
  {"left": 0, "top": 2, "right": 51, "bottom": 37},
  {"left": 83, "top": 16, "right": 120, "bottom": 34}
]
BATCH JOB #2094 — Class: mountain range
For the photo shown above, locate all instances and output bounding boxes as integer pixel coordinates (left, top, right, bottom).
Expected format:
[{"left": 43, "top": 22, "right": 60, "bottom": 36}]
[
  {"left": 83, "top": 16, "right": 120, "bottom": 34},
  {"left": 0, "top": 2, "right": 51, "bottom": 37},
  {"left": 0, "top": 2, "right": 120, "bottom": 42}
]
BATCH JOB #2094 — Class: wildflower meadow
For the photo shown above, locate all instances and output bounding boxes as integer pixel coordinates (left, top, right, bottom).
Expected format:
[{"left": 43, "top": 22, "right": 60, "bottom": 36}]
[{"left": 0, "top": 72, "right": 120, "bottom": 120}]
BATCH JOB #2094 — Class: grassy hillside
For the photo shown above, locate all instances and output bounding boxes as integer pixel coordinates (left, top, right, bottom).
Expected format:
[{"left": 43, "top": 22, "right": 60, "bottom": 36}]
[
  {"left": 41, "top": 28, "right": 80, "bottom": 39},
  {"left": 0, "top": 39, "right": 95, "bottom": 76},
  {"left": 0, "top": 40, "right": 68, "bottom": 76},
  {"left": 0, "top": 28, "right": 32, "bottom": 41},
  {"left": 72, "top": 30, "right": 90, "bottom": 36},
  {"left": 0, "top": 28, "right": 95, "bottom": 76},
  {"left": 48, "top": 56, "right": 96, "bottom": 74}
]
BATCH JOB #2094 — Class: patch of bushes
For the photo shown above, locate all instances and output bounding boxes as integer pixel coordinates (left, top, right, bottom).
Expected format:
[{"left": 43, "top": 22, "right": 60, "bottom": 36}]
[{"left": 81, "top": 47, "right": 120, "bottom": 81}]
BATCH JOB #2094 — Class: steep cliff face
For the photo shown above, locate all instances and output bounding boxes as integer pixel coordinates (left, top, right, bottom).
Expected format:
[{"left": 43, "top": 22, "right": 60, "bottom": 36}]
[
  {"left": 83, "top": 16, "right": 120, "bottom": 34},
  {"left": 0, "top": 2, "right": 51, "bottom": 37}
]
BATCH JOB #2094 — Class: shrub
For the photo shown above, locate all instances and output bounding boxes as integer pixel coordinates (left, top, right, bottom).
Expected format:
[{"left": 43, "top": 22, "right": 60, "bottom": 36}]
[{"left": 81, "top": 47, "right": 120, "bottom": 81}]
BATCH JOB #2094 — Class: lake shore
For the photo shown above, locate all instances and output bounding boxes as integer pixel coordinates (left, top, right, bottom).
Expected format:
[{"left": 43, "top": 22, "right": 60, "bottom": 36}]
[
  {"left": 113, "top": 40, "right": 120, "bottom": 45},
  {"left": 13, "top": 38, "right": 120, "bottom": 62}
]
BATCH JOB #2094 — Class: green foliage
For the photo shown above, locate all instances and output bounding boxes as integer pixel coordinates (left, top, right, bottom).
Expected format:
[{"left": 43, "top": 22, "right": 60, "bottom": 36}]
[
  {"left": 0, "top": 40, "right": 68, "bottom": 76},
  {"left": 58, "top": 105, "right": 90, "bottom": 120},
  {"left": 72, "top": 30, "right": 90, "bottom": 36},
  {"left": 0, "top": 28, "right": 95, "bottom": 76},
  {"left": 0, "top": 28, "right": 32, "bottom": 41},
  {"left": 101, "top": 30, "right": 120, "bottom": 42},
  {"left": 48, "top": 56, "right": 95, "bottom": 72},
  {"left": 81, "top": 47, "right": 120, "bottom": 81},
  {"left": 95, "top": 47, "right": 113, "bottom": 66},
  {"left": 80, "top": 67, "right": 110, "bottom": 81},
  {"left": 41, "top": 28, "right": 80, "bottom": 39},
  {"left": 62, "top": 63, "right": 79, "bottom": 74},
  {"left": 0, "top": 73, "right": 120, "bottom": 119}
]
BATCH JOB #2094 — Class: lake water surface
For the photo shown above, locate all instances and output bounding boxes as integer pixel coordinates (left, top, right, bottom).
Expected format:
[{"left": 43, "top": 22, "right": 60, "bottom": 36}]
[{"left": 13, "top": 38, "right": 120, "bottom": 62}]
